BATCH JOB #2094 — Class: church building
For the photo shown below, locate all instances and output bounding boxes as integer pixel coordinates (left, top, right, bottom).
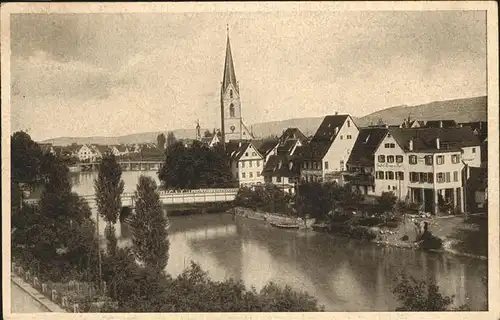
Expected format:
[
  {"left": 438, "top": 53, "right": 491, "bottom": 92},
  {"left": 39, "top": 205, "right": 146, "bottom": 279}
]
[{"left": 220, "top": 29, "right": 254, "bottom": 144}]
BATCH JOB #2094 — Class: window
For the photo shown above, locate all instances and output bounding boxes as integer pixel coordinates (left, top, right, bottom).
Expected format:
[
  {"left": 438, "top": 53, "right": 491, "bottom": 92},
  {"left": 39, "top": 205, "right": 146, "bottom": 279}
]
[
  {"left": 276, "top": 176, "right": 282, "bottom": 183},
  {"left": 387, "top": 155, "right": 395, "bottom": 163},
  {"left": 257, "top": 161, "right": 260, "bottom": 167},
  {"left": 245, "top": 152, "right": 248, "bottom": 157},
  {"left": 386, "top": 171, "right": 394, "bottom": 180},
  {"left": 451, "top": 154, "right": 460, "bottom": 164},
  {"left": 392, "top": 186, "right": 397, "bottom": 190},
  {"left": 347, "top": 135, "right": 352, "bottom": 139},
  {"left": 378, "top": 155, "right": 386, "bottom": 163},
  {"left": 410, "top": 172, "right": 418, "bottom": 183},
  {"left": 230, "top": 103, "right": 235, "bottom": 117},
  {"left": 242, "top": 172, "right": 246, "bottom": 178},
  {"left": 340, "top": 135, "right": 344, "bottom": 140},
  {"left": 325, "top": 161, "right": 329, "bottom": 170},
  {"left": 445, "top": 172, "right": 451, "bottom": 183},
  {"left": 419, "top": 172, "right": 426, "bottom": 183},
  {"left": 427, "top": 173, "right": 434, "bottom": 183},
  {"left": 252, "top": 152, "right": 256, "bottom": 156},
  {"left": 436, "top": 155, "right": 444, "bottom": 165},
  {"left": 387, "top": 185, "right": 391, "bottom": 190},
  {"left": 396, "top": 155, "right": 404, "bottom": 163},
  {"left": 236, "top": 162, "right": 239, "bottom": 168},
  {"left": 241, "top": 161, "right": 245, "bottom": 168},
  {"left": 230, "top": 90, "right": 233, "bottom": 98},
  {"left": 340, "top": 161, "right": 344, "bottom": 170},
  {"left": 249, "top": 161, "right": 253, "bottom": 167},
  {"left": 305, "top": 161, "right": 309, "bottom": 169},
  {"left": 396, "top": 171, "right": 404, "bottom": 180},
  {"left": 409, "top": 155, "right": 417, "bottom": 164},
  {"left": 376, "top": 171, "right": 384, "bottom": 179},
  {"left": 453, "top": 171, "right": 459, "bottom": 182},
  {"left": 472, "top": 148, "right": 476, "bottom": 153},
  {"left": 437, "top": 173, "right": 444, "bottom": 183},
  {"left": 372, "top": 186, "right": 375, "bottom": 193},
  {"left": 347, "top": 120, "right": 351, "bottom": 127},
  {"left": 256, "top": 171, "right": 260, "bottom": 177},
  {"left": 425, "top": 155, "right": 433, "bottom": 165},
  {"left": 385, "top": 143, "right": 395, "bottom": 148},
  {"left": 249, "top": 172, "right": 253, "bottom": 178}
]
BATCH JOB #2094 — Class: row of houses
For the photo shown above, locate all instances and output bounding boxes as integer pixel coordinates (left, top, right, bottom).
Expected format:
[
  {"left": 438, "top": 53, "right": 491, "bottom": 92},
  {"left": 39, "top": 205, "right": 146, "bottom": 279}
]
[
  {"left": 220, "top": 115, "right": 487, "bottom": 214},
  {"left": 39, "top": 143, "right": 162, "bottom": 162}
]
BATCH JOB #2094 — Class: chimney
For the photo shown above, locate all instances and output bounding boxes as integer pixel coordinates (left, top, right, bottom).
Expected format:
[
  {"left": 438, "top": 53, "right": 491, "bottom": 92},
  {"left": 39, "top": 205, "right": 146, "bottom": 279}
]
[
  {"left": 335, "top": 111, "right": 338, "bottom": 115},
  {"left": 436, "top": 137, "right": 440, "bottom": 150},
  {"left": 334, "top": 127, "right": 339, "bottom": 135},
  {"left": 409, "top": 139, "right": 413, "bottom": 151},
  {"left": 439, "top": 121, "right": 443, "bottom": 128},
  {"left": 238, "top": 142, "right": 242, "bottom": 148}
]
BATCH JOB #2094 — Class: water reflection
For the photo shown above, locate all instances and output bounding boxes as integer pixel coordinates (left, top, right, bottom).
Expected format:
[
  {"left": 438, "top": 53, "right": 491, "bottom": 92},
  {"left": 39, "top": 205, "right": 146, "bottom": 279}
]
[
  {"left": 162, "top": 214, "right": 487, "bottom": 311},
  {"left": 71, "top": 172, "right": 487, "bottom": 312}
]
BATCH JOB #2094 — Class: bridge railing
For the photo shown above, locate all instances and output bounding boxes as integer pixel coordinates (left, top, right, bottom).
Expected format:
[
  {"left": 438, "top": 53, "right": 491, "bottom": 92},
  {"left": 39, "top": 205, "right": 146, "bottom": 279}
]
[{"left": 75, "top": 188, "right": 239, "bottom": 199}]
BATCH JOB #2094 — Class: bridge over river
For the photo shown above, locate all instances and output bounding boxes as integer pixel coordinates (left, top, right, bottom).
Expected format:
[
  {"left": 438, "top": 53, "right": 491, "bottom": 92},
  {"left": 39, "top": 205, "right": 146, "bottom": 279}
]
[{"left": 24, "top": 188, "right": 239, "bottom": 209}]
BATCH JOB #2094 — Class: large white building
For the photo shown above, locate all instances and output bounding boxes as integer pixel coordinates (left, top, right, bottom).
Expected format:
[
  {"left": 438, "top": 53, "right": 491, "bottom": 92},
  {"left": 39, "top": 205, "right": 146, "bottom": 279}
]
[
  {"left": 373, "top": 127, "right": 481, "bottom": 214},
  {"left": 298, "top": 114, "right": 359, "bottom": 183}
]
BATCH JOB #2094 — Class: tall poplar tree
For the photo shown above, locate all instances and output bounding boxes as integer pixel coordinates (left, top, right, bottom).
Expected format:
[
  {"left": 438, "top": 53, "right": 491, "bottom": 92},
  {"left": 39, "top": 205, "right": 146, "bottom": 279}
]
[
  {"left": 131, "top": 175, "right": 169, "bottom": 272},
  {"left": 94, "top": 153, "right": 124, "bottom": 255}
]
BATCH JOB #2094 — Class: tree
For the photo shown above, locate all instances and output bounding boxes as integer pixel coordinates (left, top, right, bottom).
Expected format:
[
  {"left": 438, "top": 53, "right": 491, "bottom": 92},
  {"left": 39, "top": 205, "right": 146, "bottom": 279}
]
[
  {"left": 11, "top": 131, "right": 44, "bottom": 184},
  {"left": 392, "top": 274, "right": 467, "bottom": 311},
  {"left": 94, "top": 154, "right": 124, "bottom": 255},
  {"left": 377, "top": 191, "right": 397, "bottom": 213},
  {"left": 157, "top": 133, "right": 166, "bottom": 151},
  {"left": 132, "top": 175, "right": 169, "bottom": 272},
  {"left": 158, "top": 141, "right": 234, "bottom": 189},
  {"left": 166, "top": 132, "right": 176, "bottom": 148}
]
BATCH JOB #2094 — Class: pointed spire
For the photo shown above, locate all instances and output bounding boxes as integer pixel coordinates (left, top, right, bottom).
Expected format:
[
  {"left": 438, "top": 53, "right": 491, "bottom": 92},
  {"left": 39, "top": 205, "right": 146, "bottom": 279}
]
[{"left": 222, "top": 25, "right": 238, "bottom": 93}]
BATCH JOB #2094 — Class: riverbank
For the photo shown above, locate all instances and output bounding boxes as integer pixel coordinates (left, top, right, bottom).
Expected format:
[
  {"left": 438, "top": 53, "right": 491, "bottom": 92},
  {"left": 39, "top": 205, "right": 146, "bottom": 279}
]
[
  {"left": 233, "top": 207, "right": 487, "bottom": 260},
  {"left": 11, "top": 274, "right": 66, "bottom": 313}
]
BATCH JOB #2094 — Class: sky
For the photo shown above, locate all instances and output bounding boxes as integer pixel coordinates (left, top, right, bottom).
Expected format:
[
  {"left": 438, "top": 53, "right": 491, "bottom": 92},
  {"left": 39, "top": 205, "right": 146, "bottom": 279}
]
[{"left": 9, "top": 10, "right": 487, "bottom": 141}]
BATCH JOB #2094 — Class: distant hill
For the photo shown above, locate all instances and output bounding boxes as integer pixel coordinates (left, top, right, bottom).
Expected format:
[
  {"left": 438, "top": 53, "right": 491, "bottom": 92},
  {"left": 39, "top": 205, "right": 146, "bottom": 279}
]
[
  {"left": 40, "top": 96, "right": 487, "bottom": 146},
  {"left": 355, "top": 96, "right": 487, "bottom": 127}
]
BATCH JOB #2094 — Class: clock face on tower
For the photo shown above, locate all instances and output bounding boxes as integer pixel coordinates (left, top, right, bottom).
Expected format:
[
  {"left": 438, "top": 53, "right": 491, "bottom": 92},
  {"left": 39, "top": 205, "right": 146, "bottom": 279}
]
[{"left": 230, "top": 125, "right": 236, "bottom": 132}]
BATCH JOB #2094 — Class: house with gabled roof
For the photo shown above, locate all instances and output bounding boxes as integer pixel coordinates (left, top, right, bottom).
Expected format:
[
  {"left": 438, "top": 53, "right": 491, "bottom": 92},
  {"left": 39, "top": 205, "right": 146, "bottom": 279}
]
[
  {"left": 297, "top": 113, "right": 359, "bottom": 183},
  {"left": 110, "top": 145, "right": 130, "bottom": 157},
  {"left": 226, "top": 141, "right": 264, "bottom": 187},
  {"left": 344, "top": 127, "right": 388, "bottom": 195},
  {"left": 373, "top": 127, "right": 481, "bottom": 214},
  {"left": 260, "top": 127, "right": 308, "bottom": 192}
]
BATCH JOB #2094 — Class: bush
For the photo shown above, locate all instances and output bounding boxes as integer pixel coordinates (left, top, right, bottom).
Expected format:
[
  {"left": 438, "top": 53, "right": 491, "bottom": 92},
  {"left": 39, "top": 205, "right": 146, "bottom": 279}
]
[
  {"left": 393, "top": 274, "right": 456, "bottom": 311},
  {"left": 357, "top": 216, "right": 383, "bottom": 227},
  {"left": 419, "top": 231, "right": 443, "bottom": 250}
]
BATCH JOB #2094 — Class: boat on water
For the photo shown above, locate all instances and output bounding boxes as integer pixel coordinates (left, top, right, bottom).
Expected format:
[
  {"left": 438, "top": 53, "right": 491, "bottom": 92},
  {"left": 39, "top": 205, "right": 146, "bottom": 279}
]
[
  {"left": 269, "top": 217, "right": 316, "bottom": 230},
  {"left": 269, "top": 221, "right": 300, "bottom": 229}
]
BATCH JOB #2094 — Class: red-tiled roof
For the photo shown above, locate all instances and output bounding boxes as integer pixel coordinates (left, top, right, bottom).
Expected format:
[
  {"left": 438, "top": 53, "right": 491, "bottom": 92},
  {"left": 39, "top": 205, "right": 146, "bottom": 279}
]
[
  {"left": 299, "top": 115, "right": 350, "bottom": 159},
  {"left": 387, "top": 127, "right": 481, "bottom": 153},
  {"left": 261, "top": 154, "right": 301, "bottom": 178},
  {"left": 347, "top": 127, "right": 388, "bottom": 167}
]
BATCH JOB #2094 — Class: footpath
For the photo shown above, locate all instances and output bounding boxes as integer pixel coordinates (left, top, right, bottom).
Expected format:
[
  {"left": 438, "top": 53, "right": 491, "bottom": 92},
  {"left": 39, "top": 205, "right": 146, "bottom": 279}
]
[{"left": 11, "top": 274, "right": 66, "bottom": 312}]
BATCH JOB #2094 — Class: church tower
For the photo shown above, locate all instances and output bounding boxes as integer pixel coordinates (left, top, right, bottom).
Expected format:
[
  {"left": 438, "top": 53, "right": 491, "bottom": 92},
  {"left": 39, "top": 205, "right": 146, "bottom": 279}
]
[{"left": 220, "top": 27, "right": 254, "bottom": 144}]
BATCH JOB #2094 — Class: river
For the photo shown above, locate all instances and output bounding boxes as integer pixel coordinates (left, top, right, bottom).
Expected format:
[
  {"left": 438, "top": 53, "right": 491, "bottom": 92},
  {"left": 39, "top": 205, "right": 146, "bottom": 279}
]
[{"left": 71, "top": 171, "right": 488, "bottom": 311}]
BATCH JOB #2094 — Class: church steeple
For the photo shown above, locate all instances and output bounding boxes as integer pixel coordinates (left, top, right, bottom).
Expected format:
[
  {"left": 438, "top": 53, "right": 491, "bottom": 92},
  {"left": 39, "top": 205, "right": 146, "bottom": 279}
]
[{"left": 222, "top": 28, "right": 238, "bottom": 94}]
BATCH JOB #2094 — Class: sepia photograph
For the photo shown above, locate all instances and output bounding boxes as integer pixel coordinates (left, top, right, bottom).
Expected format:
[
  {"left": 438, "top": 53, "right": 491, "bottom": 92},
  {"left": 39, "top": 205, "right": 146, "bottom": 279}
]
[{"left": 1, "top": 2, "right": 498, "bottom": 318}]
